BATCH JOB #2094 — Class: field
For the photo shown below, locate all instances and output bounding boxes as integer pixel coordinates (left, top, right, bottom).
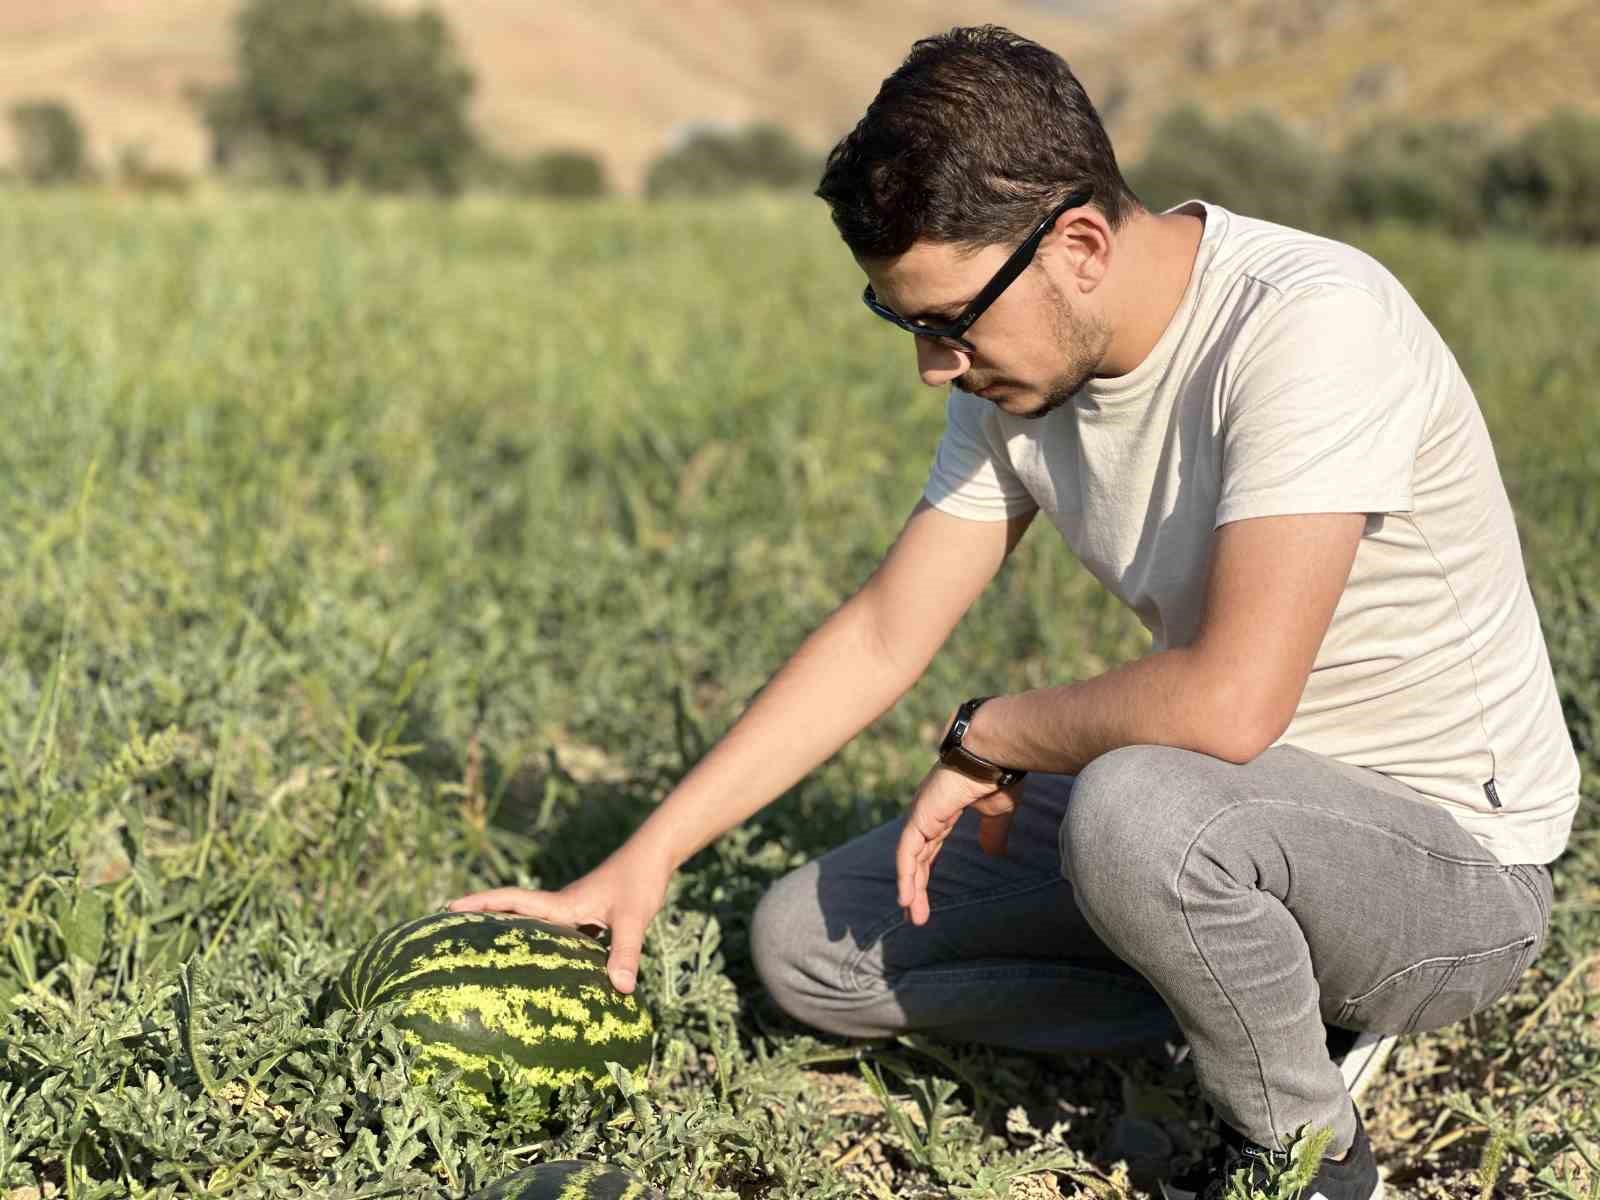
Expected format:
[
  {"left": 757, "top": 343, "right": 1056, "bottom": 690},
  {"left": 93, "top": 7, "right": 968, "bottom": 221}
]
[{"left": 1, "top": 192, "right": 1596, "bottom": 1199}]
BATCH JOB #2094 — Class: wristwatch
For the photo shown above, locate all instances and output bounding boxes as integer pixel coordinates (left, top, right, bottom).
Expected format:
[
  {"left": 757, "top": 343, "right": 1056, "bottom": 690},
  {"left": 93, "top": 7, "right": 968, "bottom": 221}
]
[{"left": 938, "top": 696, "right": 1027, "bottom": 787}]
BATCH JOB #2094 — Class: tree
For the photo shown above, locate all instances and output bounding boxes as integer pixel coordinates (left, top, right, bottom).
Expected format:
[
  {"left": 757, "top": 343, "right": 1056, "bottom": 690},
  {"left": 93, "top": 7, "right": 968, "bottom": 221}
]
[
  {"left": 195, "top": 0, "right": 477, "bottom": 194},
  {"left": 9, "top": 100, "right": 86, "bottom": 184}
]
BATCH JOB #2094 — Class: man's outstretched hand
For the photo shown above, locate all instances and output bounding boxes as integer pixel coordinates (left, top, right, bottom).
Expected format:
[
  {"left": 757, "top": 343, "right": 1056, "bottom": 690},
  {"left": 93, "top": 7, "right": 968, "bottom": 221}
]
[
  {"left": 445, "top": 844, "right": 672, "bottom": 996},
  {"left": 896, "top": 763, "right": 1023, "bottom": 927}
]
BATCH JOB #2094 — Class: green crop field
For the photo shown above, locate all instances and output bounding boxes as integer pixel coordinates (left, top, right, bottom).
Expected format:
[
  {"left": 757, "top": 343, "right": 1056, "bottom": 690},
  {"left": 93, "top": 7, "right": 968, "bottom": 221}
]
[{"left": 1, "top": 192, "right": 1596, "bottom": 1199}]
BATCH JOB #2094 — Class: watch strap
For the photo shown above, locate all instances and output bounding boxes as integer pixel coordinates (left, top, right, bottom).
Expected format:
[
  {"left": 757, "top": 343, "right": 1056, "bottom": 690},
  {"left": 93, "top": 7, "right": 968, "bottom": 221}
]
[{"left": 939, "top": 696, "right": 1027, "bottom": 787}]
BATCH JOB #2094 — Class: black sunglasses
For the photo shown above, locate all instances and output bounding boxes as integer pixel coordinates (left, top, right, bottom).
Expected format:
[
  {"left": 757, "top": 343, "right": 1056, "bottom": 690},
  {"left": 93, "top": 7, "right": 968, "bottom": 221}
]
[{"left": 861, "top": 187, "right": 1094, "bottom": 355}]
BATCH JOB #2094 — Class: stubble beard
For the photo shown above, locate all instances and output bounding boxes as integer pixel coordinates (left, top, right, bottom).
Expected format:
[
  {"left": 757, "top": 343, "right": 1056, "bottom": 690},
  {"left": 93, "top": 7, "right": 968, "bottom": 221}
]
[
  {"left": 962, "top": 292, "right": 1113, "bottom": 420},
  {"left": 1022, "top": 294, "right": 1113, "bottom": 421}
]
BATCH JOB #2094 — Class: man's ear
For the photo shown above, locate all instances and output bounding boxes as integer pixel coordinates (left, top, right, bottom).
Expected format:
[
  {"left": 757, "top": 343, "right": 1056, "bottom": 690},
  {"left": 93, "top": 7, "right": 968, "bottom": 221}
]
[{"left": 1049, "top": 207, "right": 1113, "bottom": 291}]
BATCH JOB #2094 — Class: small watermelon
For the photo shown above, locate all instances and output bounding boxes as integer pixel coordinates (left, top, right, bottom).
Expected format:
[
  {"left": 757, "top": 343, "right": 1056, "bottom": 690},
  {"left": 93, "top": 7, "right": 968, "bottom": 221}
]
[
  {"left": 326, "top": 912, "right": 652, "bottom": 1111},
  {"left": 466, "top": 1161, "right": 663, "bottom": 1200}
]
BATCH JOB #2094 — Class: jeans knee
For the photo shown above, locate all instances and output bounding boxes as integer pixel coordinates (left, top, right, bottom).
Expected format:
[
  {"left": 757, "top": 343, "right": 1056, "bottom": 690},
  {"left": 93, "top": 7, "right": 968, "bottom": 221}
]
[
  {"left": 748, "top": 864, "right": 915, "bottom": 1043},
  {"left": 749, "top": 865, "right": 866, "bottom": 1033},
  {"left": 749, "top": 867, "right": 813, "bottom": 997},
  {"left": 1065, "top": 745, "right": 1201, "bottom": 926}
]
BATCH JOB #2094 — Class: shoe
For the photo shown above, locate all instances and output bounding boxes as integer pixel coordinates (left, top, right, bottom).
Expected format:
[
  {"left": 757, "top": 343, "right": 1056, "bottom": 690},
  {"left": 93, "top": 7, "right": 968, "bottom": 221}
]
[
  {"left": 1324, "top": 1025, "right": 1398, "bottom": 1105},
  {"left": 1160, "top": 1105, "right": 1384, "bottom": 1200}
]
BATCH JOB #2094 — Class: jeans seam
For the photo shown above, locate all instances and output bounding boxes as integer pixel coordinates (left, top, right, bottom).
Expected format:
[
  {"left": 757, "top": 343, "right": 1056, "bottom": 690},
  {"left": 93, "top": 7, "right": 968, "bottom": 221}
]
[
  {"left": 1406, "top": 960, "right": 1458, "bottom": 1034},
  {"left": 1507, "top": 864, "right": 1549, "bottom": 930},
  {"left": 1177, "top": 798, "right": 1280, "bottom": 1146},
  {"left": 1342, "top": 935, "right": 1542, "bottom": 1007},
  {"left": 841, "top": 874, "right": 1066, "bottom": 993}
]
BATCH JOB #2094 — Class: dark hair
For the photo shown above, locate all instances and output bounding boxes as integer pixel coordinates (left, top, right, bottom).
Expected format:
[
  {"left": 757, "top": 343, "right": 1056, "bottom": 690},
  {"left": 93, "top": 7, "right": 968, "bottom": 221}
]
[{"left": 816, "top": 25, "right": 1141, "bottom": 258}]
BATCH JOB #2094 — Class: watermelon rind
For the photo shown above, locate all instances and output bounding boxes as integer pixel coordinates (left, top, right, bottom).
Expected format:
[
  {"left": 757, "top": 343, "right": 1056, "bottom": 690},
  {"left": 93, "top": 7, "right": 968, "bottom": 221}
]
[
  {"left": 465, "top": 1160, "right": 663, "bottom": 1200},
  {"left": 327, "top": 912, "right": 653, "bottom": 1111}
]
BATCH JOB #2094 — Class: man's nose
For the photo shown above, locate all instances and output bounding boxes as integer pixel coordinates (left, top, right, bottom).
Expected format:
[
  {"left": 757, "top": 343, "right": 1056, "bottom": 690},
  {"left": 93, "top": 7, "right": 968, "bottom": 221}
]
[{"left": 916, "top": 338, "right": 969, "bottom": 388}]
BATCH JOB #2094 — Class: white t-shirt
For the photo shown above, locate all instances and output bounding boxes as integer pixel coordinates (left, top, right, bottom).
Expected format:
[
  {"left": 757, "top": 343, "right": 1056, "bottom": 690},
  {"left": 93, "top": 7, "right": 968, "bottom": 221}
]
[{"left": 923, "top": 199, "right": 1580, "bottom": 866}]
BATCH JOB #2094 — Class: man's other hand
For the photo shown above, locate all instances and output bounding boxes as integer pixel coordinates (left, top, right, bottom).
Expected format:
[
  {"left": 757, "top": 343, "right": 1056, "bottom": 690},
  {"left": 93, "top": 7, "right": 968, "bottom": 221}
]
[{"left": 896, "top": 764, "right": 1024, "bottom": 926}]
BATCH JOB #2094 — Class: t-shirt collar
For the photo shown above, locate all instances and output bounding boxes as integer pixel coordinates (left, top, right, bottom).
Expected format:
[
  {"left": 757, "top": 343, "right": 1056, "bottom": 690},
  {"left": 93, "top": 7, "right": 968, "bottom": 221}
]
[{"left": 1075, "top": 198, "right": 1225, "bottom": 411}]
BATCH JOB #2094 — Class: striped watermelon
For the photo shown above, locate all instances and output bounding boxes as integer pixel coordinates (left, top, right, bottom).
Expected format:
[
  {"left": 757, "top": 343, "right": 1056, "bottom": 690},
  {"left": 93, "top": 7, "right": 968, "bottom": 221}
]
[
  {"left": 466, "top": 1161, "right": 663, "bottom": 1200},
  {"left": 327, "top": 912, "right": 653, "bottom": 1111}
]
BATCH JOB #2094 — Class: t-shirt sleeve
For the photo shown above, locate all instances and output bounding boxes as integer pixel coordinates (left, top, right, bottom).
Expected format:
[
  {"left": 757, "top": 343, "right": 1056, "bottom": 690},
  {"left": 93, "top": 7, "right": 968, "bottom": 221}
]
[
  {"left": 922, "top": 388, "right": 1038, "bottom": 521},
  {"left": 1215, "top": 286, "right": 1432, "bottom": 529}
]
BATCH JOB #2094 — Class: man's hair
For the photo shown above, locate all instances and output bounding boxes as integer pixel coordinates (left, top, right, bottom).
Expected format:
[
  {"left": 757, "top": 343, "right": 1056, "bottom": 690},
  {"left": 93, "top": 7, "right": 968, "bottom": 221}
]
[{"left": 816, "top": 25, "right": 1142, "bottom": 259}]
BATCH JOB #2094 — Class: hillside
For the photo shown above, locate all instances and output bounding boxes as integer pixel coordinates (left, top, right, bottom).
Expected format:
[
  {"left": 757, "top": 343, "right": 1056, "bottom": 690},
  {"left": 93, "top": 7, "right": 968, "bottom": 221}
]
[
  {"left": 2, "top": 0, "right": 1595, "bottom": 194},
  {"left": 0, "top": 0, "right": 1139, "bottom": 194},
  {"left": 1109, "top": 0, "right": 1600, "bottom": 151}
]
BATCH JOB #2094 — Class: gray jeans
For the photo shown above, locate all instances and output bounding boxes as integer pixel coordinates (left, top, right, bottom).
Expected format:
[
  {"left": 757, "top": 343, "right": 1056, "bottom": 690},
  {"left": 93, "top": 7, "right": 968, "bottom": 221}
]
[{"left": 749, "top": 743, "right": 1554, "bottom": 1157}]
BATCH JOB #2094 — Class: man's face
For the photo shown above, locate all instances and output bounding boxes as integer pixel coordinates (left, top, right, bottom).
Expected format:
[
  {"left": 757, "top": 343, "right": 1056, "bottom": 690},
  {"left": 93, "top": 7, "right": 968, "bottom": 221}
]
[{"left": 859, "top": 237, "right": 1112, "bottom": 420}]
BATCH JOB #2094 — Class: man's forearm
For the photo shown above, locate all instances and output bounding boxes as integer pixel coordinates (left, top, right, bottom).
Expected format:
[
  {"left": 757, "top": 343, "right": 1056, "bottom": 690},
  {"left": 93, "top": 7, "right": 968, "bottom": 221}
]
[
  {"left": 628, "top": 597, "right": 924, "bottom": 871},
  {"left": 960, "top": 648, "right": 1266, "bottom": 776}
]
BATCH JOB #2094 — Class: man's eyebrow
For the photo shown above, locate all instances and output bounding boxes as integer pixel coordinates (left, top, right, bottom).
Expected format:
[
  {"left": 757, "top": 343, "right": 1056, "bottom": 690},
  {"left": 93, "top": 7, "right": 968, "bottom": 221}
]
[{"left": 906, "top": 296, "right": 974, "bottom": 323}]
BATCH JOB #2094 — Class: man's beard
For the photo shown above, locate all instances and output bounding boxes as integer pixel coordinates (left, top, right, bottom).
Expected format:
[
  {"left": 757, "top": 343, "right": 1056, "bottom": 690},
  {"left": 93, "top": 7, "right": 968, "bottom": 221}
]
[{"left": 960, "top": 293, "right": 1111, "bottom": 420}]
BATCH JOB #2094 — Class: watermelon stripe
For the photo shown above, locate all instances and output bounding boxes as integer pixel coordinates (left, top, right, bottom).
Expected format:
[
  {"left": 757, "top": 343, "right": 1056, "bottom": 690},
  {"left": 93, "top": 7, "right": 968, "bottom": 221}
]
[
  {"left": 406, "top": 1035, "right": 609, "bottom": 1092},
  {"left": 399, "top": 983, "right": 649, "bottom": 1042},
  {"left": 391, "top": 946, "right": 602, "bottom": 991}
]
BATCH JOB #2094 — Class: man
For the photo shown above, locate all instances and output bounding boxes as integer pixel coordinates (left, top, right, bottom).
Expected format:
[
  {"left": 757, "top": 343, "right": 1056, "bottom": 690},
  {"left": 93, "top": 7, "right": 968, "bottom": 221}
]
[{"left": 451, "top": 26, "right": 1578, "bottom": 1200}]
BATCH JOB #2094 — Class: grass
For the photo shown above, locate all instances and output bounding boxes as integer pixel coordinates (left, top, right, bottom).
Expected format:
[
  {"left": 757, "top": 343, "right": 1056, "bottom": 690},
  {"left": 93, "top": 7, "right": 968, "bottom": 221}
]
[{"left": 0, "top": 190, "right": 1596, "bottom": 1199}]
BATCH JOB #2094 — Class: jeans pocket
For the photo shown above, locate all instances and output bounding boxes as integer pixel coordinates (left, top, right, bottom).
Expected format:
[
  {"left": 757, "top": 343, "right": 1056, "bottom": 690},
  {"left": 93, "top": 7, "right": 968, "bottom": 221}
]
[{"left": 1335, "top": 934, "right": 1540, "bottom": 1035}]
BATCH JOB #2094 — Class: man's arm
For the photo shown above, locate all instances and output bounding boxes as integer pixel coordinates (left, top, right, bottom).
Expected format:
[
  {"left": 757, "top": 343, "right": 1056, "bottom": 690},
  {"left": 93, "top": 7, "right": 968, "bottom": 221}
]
[
  {"left": 630, "top": 499, "right": 1035, "bottom": 870},
  {"left": 958, "top": 511, "right": 1366, "bottom": 773}
]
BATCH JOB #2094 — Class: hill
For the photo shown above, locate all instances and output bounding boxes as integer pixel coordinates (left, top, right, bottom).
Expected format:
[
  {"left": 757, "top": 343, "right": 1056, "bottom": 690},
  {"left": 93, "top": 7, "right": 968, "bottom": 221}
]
[
  {"left": 2, "top": 0, "right": 1595, "bottom": 194},
  {"left": 1109, "top": 0, "right": 1600, "bottom": 152},
  {"left": 0, "top": 0, "right": 1141, "bottom": 194}
]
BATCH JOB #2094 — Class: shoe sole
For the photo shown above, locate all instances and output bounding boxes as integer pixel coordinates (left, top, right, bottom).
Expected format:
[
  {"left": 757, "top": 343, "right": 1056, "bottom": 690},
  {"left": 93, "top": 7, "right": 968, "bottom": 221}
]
[{"left": 1340, "top": 1032, "right": 1398, "bottom": 1104}]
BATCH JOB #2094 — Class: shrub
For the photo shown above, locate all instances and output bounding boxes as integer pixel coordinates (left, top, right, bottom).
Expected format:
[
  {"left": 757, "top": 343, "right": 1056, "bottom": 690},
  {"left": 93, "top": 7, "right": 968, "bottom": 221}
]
[
  {"left": 1127, "top": 105, "right": 1336, "bottom": 231},
  {"left": 194, "top": 0, "right": 477, "bottom": 194},
  {"left": 8, "top": 99, "right": 87, "bottom": 185},
  {"left": 116, "top": 145, "right": 193, "bottom": 196},
  {"left": 1482, "top": 109, "right": 1600, "bottom": 245},
  {"left": 1334, "top": 119, "right": 1495, "bottom": 237},
  {"left": 645, "top": 122, "right": 818, "bottom": 200},
  {"left": 476, "top": 148, "right": 609, "bottom": 199}
]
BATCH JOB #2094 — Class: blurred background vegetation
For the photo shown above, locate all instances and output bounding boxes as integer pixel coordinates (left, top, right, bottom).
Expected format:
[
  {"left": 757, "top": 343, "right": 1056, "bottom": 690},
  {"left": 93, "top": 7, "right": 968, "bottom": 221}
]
[
  {"left": 2, "top": 0, "right": 1598, "bottom": 241},
  {"left": 2, "top": 3, "right": 1598, "bottom": 1198}
]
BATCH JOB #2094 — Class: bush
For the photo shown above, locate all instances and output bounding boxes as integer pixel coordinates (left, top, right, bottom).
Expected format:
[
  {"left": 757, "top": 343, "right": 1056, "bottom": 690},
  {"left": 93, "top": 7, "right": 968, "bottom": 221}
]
[
  {"left": 1334, "top": 120, "right": 1495, "bottom": 237},
  {"left": 644, "top": 122, "right": 818, "bottom": 200},
  {"left": 1127, "top": 105, "right": 1335, "bottom": 231},
  {"left": 476, "top": 148, "right": 609, "bottom": 198},
  {"left": 1482, "top": 109, "right": 1600, "bottom": 245},
  {"left": 194, "top": 0, "right": 477, "bottom": 194},
  {"left": 8, "top": 99, "right": 87, "bottom": 185}
]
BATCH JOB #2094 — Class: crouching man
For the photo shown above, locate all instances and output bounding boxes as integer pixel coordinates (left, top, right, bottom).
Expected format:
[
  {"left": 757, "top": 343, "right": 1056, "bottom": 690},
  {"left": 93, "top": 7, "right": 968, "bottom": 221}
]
[{"left": 453, "top": 26, "right": 1578, "bottom": 1200}]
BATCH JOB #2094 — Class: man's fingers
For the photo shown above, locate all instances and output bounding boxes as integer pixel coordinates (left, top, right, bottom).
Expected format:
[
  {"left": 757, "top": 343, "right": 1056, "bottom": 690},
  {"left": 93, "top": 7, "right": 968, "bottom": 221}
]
[
  {"left": 978, "top": 809, "right": 1012, "bottom": 857},
  {"left": 606, "top": 920, "right": 645, "bottom": 994},
  {"left": 447, "top": 888, "right": 564, "bottom": 920},
  {"left": 896, "top": 822, "right": 922, "bottom": 909}
]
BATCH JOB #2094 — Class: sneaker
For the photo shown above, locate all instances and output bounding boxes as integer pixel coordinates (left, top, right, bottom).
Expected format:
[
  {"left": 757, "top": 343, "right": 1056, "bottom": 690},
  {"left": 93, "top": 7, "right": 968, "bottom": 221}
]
[
  {"left": 1160, "top": 1104, "right": 1384, "bottom": 1200},
  {"left": 1325, "top": 1025, "right": 1398, "bottom": 1105}
]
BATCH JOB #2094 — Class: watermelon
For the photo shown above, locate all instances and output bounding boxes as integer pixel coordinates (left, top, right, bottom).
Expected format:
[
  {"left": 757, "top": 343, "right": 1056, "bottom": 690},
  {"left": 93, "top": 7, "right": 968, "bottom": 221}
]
[
  {"left": 326, "top": 911, "right": 653, "bottom": 1110},
  {"left": 465, "top": 1161, "right": 663, "bottom": 1200}
]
